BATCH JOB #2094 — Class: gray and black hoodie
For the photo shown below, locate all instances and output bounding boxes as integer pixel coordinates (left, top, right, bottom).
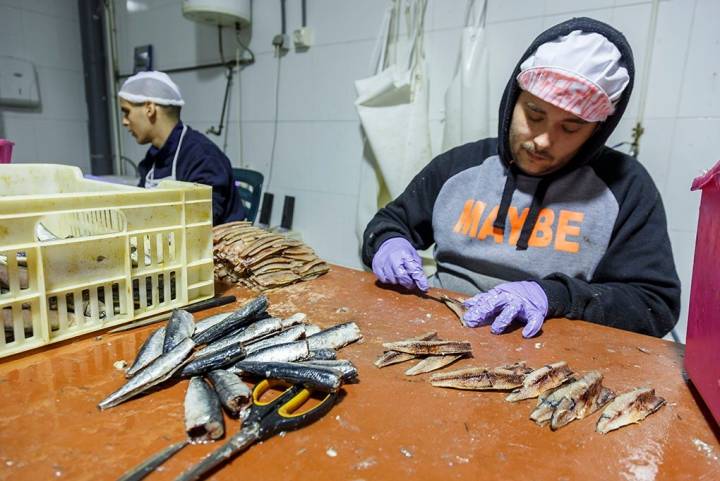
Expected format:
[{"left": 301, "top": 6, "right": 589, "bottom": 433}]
[{"left": 361, "top": 18, "right": 680, "bottom": 338}]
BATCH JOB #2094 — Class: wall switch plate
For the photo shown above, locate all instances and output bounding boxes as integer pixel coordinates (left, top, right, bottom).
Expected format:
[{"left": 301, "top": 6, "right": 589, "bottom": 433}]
[
  {"left": 133, "top": 45, "right": 153, "bottom": 74},
  {"left": 293, "top": 27, "right": 314, "bottom": 49}
]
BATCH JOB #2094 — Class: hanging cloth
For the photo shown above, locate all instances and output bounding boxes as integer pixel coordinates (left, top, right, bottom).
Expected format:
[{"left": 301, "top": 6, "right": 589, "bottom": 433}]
[
  {"left": 441, "top": 0, "right": 490, "bottom": 151},
  {"left": 354, "top": 0, "right": 431, "bottom": 240}
]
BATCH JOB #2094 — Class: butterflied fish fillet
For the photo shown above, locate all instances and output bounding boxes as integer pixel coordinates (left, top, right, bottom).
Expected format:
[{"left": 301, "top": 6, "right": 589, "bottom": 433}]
[
  {"left": 440, "top": 295, "right": 467, "bottom": 326},
  {"left": 430, "top": 362, "right": 533, "bottom": 390},
  {"left": 506, "top": 361, "right": 573, "bottom": 402},
  {"left": 381, "top": 340, "right": 472, "bottom": 356},
  {"left": 596, "top": 387, "right": 665, "bottom": 434},
  {"left": 404, "top": 355, "right": 463, "bottom": 376},
  {"left": 374, "top": 331, "right": 437, "bottom": 368},
  {"left": 529, "top": 371, "right": 615, "bottom": 430}
]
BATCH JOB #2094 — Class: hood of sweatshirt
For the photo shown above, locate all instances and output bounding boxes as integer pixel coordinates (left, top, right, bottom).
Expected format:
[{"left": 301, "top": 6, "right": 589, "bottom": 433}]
[{"left": 493, "top": 17, "right": 636, "bottom": 250}]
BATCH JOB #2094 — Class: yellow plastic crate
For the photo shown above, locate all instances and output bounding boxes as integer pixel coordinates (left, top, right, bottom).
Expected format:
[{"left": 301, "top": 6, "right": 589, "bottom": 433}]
[{"left": 0, "top": 164, "right": 214, "bottom": 358}]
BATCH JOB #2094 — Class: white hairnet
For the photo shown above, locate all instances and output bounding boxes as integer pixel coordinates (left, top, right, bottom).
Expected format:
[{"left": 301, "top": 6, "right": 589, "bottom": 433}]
[{"left": 118, "top": 71, "right": 185, "bottom": 106}]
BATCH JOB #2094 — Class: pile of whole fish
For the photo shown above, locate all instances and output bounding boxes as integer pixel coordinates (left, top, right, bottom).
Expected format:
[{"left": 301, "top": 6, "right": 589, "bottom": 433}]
[
  {"left": 430, "top": 360, "right": 666, "bottom": 433},
  {"left": 213, "top": 222, "right": 330, "bottom": 291},
  {"left": 375, "top": 331, "right": 473, "bottom": 375},
  {"left": 99, "top": 294, "right": 362, "bottom": 410},
  {"left": 102, "top": 295, "right": 362, "bottom": 479}
]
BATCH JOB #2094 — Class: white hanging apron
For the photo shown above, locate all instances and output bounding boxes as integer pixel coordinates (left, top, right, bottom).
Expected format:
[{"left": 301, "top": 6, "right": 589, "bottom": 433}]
[
  {"left": 441, "top": 0, "right": 490, "bottom": 152},
  {"left": 145, "top": 124, "right": 188, "bottom": 189},
  {"left": 354, "top": 0, "right": 431, "bottom": 241}
]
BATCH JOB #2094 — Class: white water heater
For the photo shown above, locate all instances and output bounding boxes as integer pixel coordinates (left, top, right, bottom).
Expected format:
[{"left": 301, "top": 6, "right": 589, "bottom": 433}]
[{"left": 182, "top": 0, "right": 251, "bottom": 27}]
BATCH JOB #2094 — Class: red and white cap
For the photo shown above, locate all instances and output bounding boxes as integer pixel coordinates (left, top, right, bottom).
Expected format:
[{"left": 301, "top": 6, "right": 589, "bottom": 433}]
[{"left": 516, "top": 30, "right": 629, "bottom": 122}]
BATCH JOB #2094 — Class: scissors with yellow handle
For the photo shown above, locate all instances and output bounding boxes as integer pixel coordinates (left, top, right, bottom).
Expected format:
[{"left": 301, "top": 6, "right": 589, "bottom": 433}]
[{"left": 176, "top": 379, "right": 338, "bottom": 481}]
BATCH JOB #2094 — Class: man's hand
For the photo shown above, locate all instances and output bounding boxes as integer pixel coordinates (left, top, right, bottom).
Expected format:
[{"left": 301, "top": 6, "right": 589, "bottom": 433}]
[
  {"left": 371, "top": 237, "right": 429, "bottom": 292},
  {"left": 462, "top": 281, "right": 548, "bottom": 338}
]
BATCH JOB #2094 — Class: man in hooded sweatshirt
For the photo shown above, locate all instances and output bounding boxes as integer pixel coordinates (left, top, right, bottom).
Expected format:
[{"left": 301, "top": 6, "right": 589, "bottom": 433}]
[
  {"left": 118, "top": 71, "right": 245, "bottom": 226},
  {"left": 361, "top": 18, "right": 680, "bottom": 339}
]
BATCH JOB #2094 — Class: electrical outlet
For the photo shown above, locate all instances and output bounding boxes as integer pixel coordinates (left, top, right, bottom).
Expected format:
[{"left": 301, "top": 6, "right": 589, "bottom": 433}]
[{"left": 293, "top": 27, "right": 314, "bottom": 49}]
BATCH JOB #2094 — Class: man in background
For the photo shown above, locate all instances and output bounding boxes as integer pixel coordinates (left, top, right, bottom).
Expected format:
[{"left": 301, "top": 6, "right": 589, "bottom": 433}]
[{"left": 119, "top": 71, "right": 245, "bottom": 225}]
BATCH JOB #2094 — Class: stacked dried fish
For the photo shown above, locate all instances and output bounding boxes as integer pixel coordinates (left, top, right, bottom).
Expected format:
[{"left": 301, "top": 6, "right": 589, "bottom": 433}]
[
  {"left": 108, "top": 295, "right": 362, "bottom": 480},
  {"left": 213, "top": 221, "right": 329, "bottom": 290},
  {"left": 375, "top": 332, "right": 472, "bottom": 376}
]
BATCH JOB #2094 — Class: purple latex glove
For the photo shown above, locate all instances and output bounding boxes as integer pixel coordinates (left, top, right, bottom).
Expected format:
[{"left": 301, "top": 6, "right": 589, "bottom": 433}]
[
  {"left": 371, "top": 237, "right": 429, "bottom": 292},
  {"left": 462, "top": 281, "right": 548, "bottom": 338}
]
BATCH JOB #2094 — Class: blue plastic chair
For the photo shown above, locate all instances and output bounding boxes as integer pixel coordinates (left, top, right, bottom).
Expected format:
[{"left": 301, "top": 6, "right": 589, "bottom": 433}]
[{"left": 232, "top": 168, "right": 264, "bottom": 223}]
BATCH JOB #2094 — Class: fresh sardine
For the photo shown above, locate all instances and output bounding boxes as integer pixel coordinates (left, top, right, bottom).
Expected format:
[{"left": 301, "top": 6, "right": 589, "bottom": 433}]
[
  {"left": 306, "top": 349, "right": 336, "bottom": 361},
  {"left": 233, "top": 361, "right": 343, "bottom": 392},
  {"left": 281, "top": 313, "right": 307, "bottom": 327},
  {"left": 240, "top": 340, "right": 309, "bottom": 363},
  {"left": 404, "top": 355, "right": 463, "bottom": 376},
  {"left": 430, "top": 362, "right": 533, "bottom": 390},
  {"left": 163, "top": 309, "right": 195, "bottom": 353},
  {"left": 193, "top": 295, "right": 268, "bottom": 345},
  {"left": 306, "top": 321, "right": 362, "bottom": 351},
  {"left": 303, "top": 324, "right": 323, "bottom": 337},
  {"left": 300, "top": 360, "right": 359, "bottom": 382},
  {"left": 180, "top": 343, "right": 247, "bottom": 378},
  {"left": 244, "top": 325, "right": 306, "bottom": 354},
  {"left": 194, "top": 312, "right": 233, "bottom": 335},
  {"left": 374, "top": 331, "right": 437, "bottom": 368},
  {"left": 381, "top": 340, "right": 472, "bottom": 356},
  {"left": 199, "top": 317, "right": 283, "bottom": 357},
  {"left": 98, "top": 337, "right": 194, "bottom": 410},
  {"left": 207, "top": 370, "right": 252, "bottom": 416},
  {"left": 125, "top": 327, "right": 165, "bottom": 378},
  {"left": 185, "top": 377, "right": 225, "bottom": 443},
  {"left": 596, "top": 387, "right": 666, "bottom": 434},
  {"left": 530, "top": 371, "right": 615, "bottom": 430},
  {"left": 506, "top": 361, "right": 574, "bottom": 402}
]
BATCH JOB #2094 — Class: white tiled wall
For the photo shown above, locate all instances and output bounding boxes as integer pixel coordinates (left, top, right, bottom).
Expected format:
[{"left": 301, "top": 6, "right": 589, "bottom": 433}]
[
  {"left": 112, "top": 0, "right": 720, "bottom": 342},
  {"left": 0, "top": 0, "right": 90, "bottom": 171}
]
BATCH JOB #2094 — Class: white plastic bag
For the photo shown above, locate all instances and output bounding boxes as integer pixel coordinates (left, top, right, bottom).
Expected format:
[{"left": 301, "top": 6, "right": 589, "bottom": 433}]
[{"left": 354, "top": 0, "right": 431, "bottom": 240}]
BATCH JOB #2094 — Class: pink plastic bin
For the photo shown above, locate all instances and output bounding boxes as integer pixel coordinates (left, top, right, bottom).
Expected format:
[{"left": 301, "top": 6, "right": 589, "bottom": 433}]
[
  {"left": 686, "top": 159, "right": 720, "bottom": 425},
  {"left": 0, "top": 139, "right": 14, "bottom": 164}
]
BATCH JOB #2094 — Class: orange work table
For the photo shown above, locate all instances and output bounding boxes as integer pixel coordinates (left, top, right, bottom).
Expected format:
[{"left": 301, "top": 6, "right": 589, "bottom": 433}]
[{"left": 1, "top": 266, "right": 718, "bottom": 481}]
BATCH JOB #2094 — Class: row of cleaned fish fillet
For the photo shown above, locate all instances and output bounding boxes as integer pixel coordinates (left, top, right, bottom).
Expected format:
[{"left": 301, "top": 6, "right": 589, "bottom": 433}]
[
  {"left": 430, "top": 360, "right": 665, "bottom": 433},
  {"left": 213, "top": 221, "right": 330, "bottom": 291}
]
